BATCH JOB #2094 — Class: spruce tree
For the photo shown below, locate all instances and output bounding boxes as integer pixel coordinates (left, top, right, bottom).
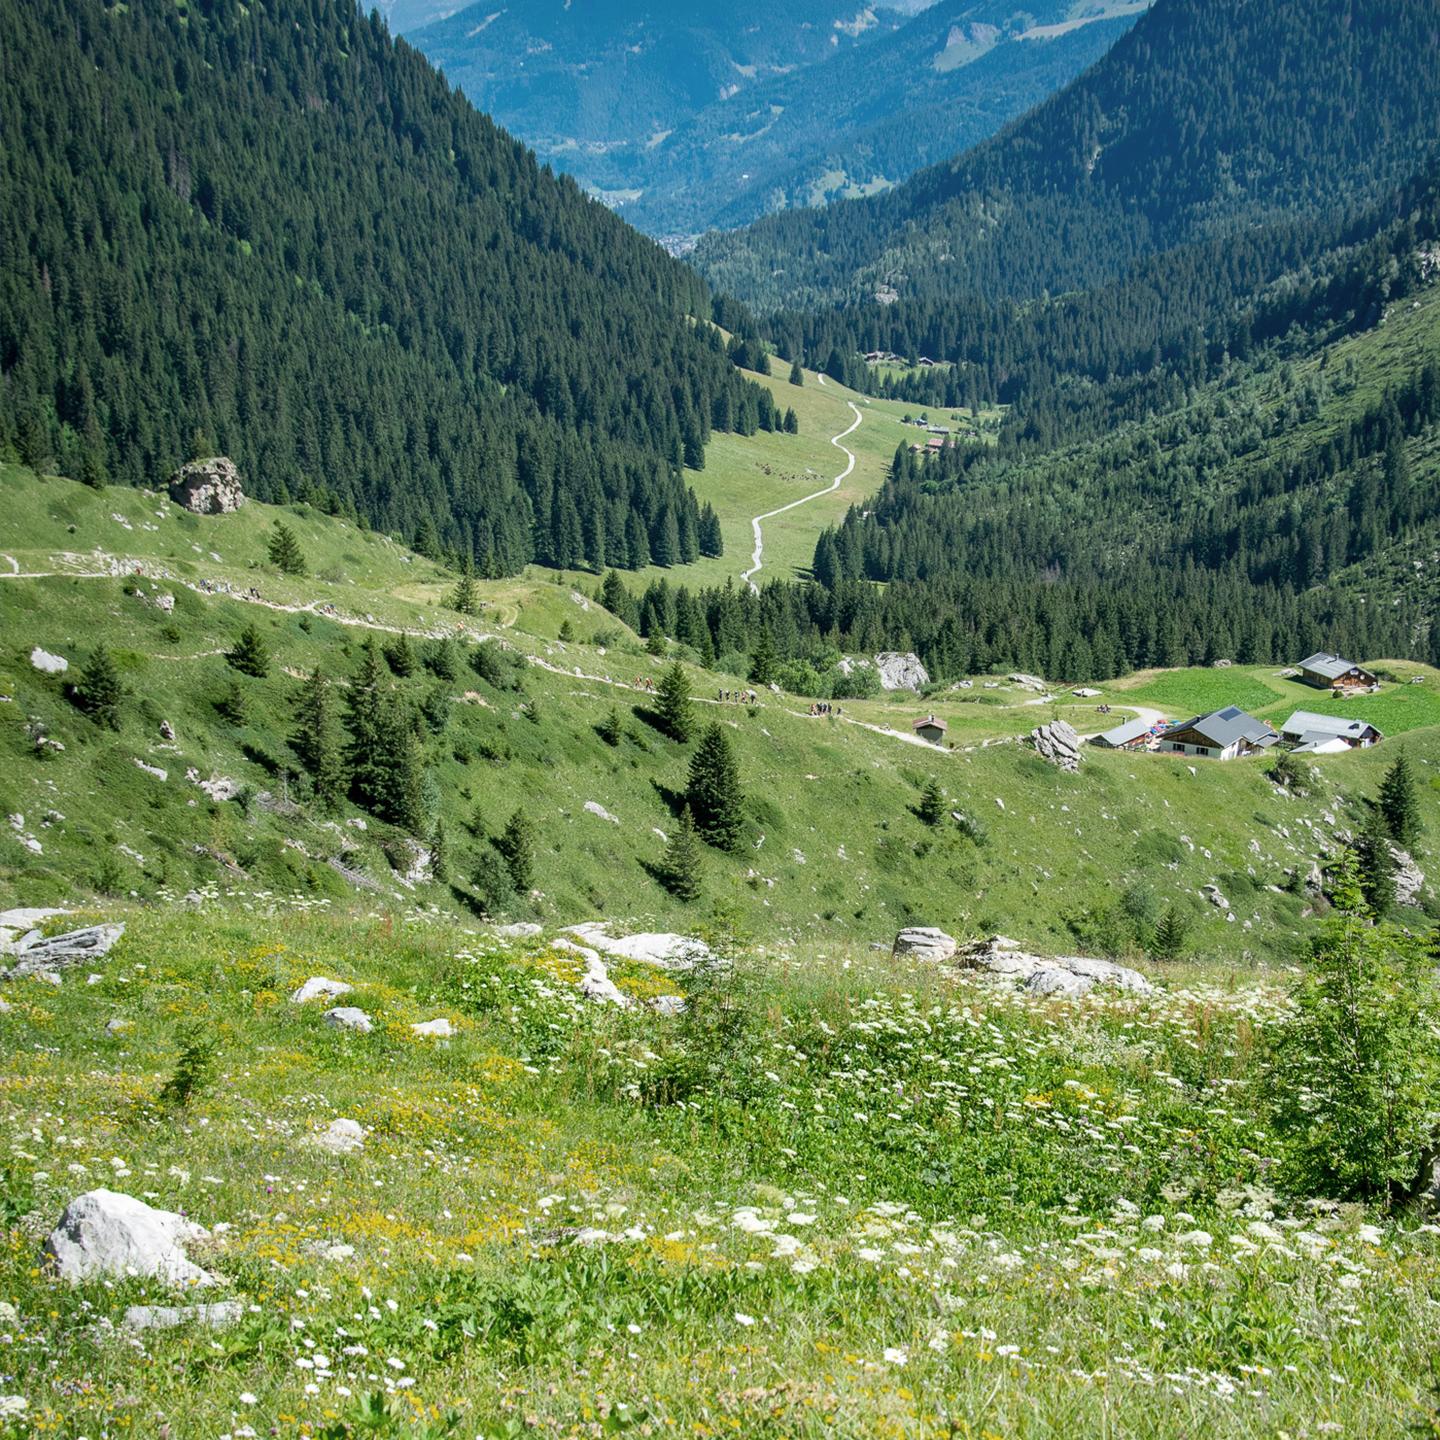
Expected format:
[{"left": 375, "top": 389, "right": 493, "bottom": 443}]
[
  {"left": 344, "top": 638, "right": 388, "bottom": 806},
  {"left": 687, "top": 723, "right": 745, "bottom": 853},
  {"left": 496, "top": 808, "right": 536, "bottom": 892},
  {"left": 1378, "top": 752, "right": 1422, "bottom": 850},
  {"left": 661, "top": 805, "right": 703, "bottom": 902},
  {"left": 430, "top": 818, "right": 449, "bottom": 882},
  {"left": 1354, "top": 808, "right": 1397, "bottom": 915},
  {"left": 656, "top": 661, "right": 695, "bottom": 742},
  {"left": 291, "top": 668, "right": 345, "bottom": 813},
  {"left": 597, "top": 706, "right": 623, "bottom": 747},
  {"left": 226, "top": 623, "right": 270, "bottom": 678},
  {"left": 267, "top": 521, "right": 307, "bottom": 575},
  {"left": 788, "top": 358, "right": 804, "bottom": 387},
  {"left": 449, "top": 558, "right": 479, "bottom": 616},
  {"left": 72, "top": 644, "right": 123, "bottom": 729},
  {"left": 1151, "top": 906, "right": 1190, "bottom": 961},
  {"left": 784, "top": 408, "right": 799, "bottom": 434},
  {"left": 383, "top": 633, "right": 417, "bottom": 677},
  {"left": 917, "top": 778, "right": 945, "bottom": 827},
  {"left": 215, "top": 680, "right": 248, "bottom": 725},
  {"left": 748, "top": 627, "right": 778, "bottom": 687}
]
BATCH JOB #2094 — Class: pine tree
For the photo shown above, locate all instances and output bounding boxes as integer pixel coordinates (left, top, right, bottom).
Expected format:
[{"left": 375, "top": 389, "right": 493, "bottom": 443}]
[
  {"left": 495, "top": 808, "right": 536, "bottom": 892},
  {"left": 687, "top": 723, "right": 745, "bottom": 853},
  {"left": 748, "top": 627, "right": 778, "bottom": 687},
  {"left": 383, "top": 634, "right": 417, "bottom": 677},
  {"left": 267, "top": 521, "right": 307, "bottom": 575},
  {"left": 226, "top": 623, "right": 270, "bottom": 678},
  {"left": 656, "top": 661, "right": 695, "bottom": 742},
  {"left": 789, "top": 358, "right": 804, "bottom": 387},
  {"left": 1378, "top": 752, "right": 1422, "bottom": 850},
  {"left": 597, "top": 706, "right": 623, "bottom": 747},
  {"left": 72, "top": 644, "right": 123, "bottom": 729},
  {"left": 430, "top": 818, "right": 449, "bottom": 882},
  {"left": 660, "top": 805, "right": 703, "bottom": 902},
  {"left": 449, "top": 558, "right": 479, "bottom": 616},
  {"left": 371, "top": 700, "right": 428, "bottom": 834},
  {"left": 214, "top": 680, "right": 248, "bottom": 725},
  {"left": 291, "top": 669, "right": 345, "bottom": 813},
  {"left": 1151, "top": 906, "right": 1190, "bottom": 961},
  {"left": 1354, "top": 808, "right": 1397, "bottom": 915},
  {"left": 344, "top": 638, "right": 388, "bottom": 807},
  {"left": 917, "top": 778, "right": 945, "bottom": 827},
  {"left": 784, "top": 408, "right": 799, "bottom": 434}
]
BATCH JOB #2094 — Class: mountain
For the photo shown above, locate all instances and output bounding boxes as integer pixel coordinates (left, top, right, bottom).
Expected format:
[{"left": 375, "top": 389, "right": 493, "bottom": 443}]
[
  {"left": 407, "top": 0, "right": 1142, "bottom": 237},
  {"left": 693, "top": 0, "right": 1440, "bottom": 311},
  {"left": 0, "top": 0, "right": 779, "bottom": 574},
  {"left": 616, "top": 0, "right": 1152, "bottom": 236}
]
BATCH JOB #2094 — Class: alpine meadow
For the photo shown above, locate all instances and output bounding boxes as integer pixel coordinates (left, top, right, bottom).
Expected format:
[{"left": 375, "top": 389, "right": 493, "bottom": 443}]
[{"left": 4, "top": 2, "right": 1440, "bottom": 1438}]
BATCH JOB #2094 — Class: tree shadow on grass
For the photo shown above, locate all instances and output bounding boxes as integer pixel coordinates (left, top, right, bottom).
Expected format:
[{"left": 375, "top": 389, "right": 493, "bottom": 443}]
[{"left": 650, "top": 779, "right": 688, "bottom": 820}]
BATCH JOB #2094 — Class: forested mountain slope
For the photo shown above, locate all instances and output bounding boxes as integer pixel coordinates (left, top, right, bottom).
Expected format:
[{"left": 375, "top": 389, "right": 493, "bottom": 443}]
[
  {"left": 694, "top": 0, "right": 1440, "bottom": 311},
  {"left": 0, "top": 0, "right": 772, "bottom": 574}
]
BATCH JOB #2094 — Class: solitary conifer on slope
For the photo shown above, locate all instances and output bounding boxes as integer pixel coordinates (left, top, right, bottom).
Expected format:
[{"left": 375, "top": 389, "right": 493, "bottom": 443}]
[
  {"left": 496, "top": 808, "right": 536, "bottom": 893},
  {"left": 1355, "top": 807, "right": 1398, "bottom": 915},
  {"left": 661, "top": 806, "right": 703, "bottom": 902},
  {"left": 917, "top": 779, "right": 945, "bottom": 827},
  {"left": 687, "top": 723, "right": 745, "bottom": 853},
  {"left": 267, "top": 521, "right": 307, "bottom": 576},
  {"left": 72, "top": 644, "right": 123, "bottom": 729},
  {"left": 1378, "top": 752, "right": 1422, "bottom": 850},
  {"left": 226, "top": 623, "right": 270, "bottom": 678},
  {"left": 449, "top": 558, "right": 479, "bottom": 616},
  {"left": 656, "top": 661, "right": 695, "bottom": 742}
]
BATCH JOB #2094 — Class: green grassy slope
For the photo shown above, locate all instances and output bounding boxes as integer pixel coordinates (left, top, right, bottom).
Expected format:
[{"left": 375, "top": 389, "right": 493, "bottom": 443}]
[
  {"left": 3, "top": 467, "right": 1437, "bottom": 963},
  {"left": 3, "top": 901, "right": 1438, "bottom": 1437}
]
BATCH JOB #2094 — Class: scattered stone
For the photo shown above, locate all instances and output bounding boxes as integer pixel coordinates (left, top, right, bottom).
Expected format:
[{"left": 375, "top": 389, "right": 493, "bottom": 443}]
[
  {"left": 555, "top": 939, "right": 632, "bottom": 1009},
  {"left": 1008, "top": 672, "right": 1048, "bottom": 693},
  {"left": 492, "top": 922, "right": 542, "bottom": 939},
  {"left": 1202, "top": 885, "right": 1230, "bottom": 911},
  {"left": 410, "top": 1018, "right": 454, "bottom": 1039},
  {"left": 323, "top": 1007, "right": 373, "bottom": 1034},
  {"left": 132, "top": 759, "right": 168, "bottom": 782},
  {"left": 955, "top": 936, "right": 1155, "bottom": 997},
  {"left": 159, "top": 720, "right": 177, "bottom": 742},
  {"left": 892, "top": 927, "right": 958, "bottom": 963},
  {"left": 1029, "top": 719, "right": 1082, "bottom": 773},
  {"left": 123, "top": 1301, "right": 242, "bottom": 1332},
  {"left": 42, "top": 1190, "right": 218, "bottom": 1287},
  {"left": 168, "top": 457, "right": 246, "bottom": 514},
  {"left": 873, "top": 652, "right": 929, "bottom": 692},
  {"left": 310, "top": 1119, "right": 365, "bottom": 1155},
  {"left": 290, "top": 977, "right": 353, "bottom": 1005},
  {"left": 105, "top": 1018, "right": 131, "bottom": 1035},
  {"left": 29, "top": 647, "right": 68, "bottom": 675},
  {"left": 186, "top": 770, "right": 240, "bottom": 802},
  {"left": 583, "top": 801, "right": 621, "bottom": 825},
  {"left": 2, "top": 923, "right": 125, "bottom": 978}
]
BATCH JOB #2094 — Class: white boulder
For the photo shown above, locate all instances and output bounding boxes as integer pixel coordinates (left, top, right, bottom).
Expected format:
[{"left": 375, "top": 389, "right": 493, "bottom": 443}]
[
  {"left": 290, "top": 977, "right": 353, "bottom": 1005},
  {"left": 874, "top": 652, "right": 930, "bottom": 692},
  {"left": 892, "top": 927, "right": 958, "bottom": 963},
  {"left": 43, "top": 1190, "right": 218, "bottom": 1288},
  {"left": 564, "top": 922, "right": 712, "bottom": 971},
  {"left": 311, "top": 1119, "right": 365, "bottom": 1155},
  {"left": 410, "top": 1018, "right": 454, "bottom": 1039},
  {"left": 29, "top": 648, "right": 68, "bottom": 675}
]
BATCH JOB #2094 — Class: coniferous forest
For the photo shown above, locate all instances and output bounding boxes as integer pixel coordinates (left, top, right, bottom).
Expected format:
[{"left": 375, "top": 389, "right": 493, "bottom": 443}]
[{"left": 0, "top": 0, "right": 784, "bottom": 572}]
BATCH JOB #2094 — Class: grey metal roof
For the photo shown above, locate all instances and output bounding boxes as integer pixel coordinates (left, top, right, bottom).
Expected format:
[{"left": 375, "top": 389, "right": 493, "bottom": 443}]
[
  {"left": 1281, "top": 710, "right": 1379, "bottom": 741},
  {"left": 1164, "top": 705, "right": 1277, "bottom": 749},
  {"left": 1097, "top": 717, "right": 1155, "bottom": 747},
  {"left": 1298, "top": 652, "right": 1365, "bottom": 680}
]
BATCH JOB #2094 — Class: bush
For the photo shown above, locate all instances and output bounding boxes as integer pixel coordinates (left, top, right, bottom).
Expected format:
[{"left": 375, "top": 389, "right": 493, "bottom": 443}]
[
  {"left": 159, "top": 1026, "right": 220, "bottom": 1109},
  {"left": 1266, "top": 857, "right": 1440, "bottom": 1206}
]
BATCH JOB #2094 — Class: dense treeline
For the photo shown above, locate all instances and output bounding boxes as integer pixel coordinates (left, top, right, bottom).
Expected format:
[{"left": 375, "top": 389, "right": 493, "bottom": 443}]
[
  {"left": 695, "top": 0, "right": 1440, "bottom": 315},
  {"left": 0, "top": 0, "right": 774, "bottom": 571}
]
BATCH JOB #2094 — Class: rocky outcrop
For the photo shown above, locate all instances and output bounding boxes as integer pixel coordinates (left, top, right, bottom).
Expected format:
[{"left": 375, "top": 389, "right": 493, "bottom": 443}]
[
  {"left": 168, "top": 457, "right": 246, "bottom": 515},
  {"left": 323, "top": 1006, "right": 373, "bottom": 1034},
  {"left": 955, "top": 936, "right": 1154, "bottom": 997},
  {"left": 1, "top": 923, "right": 124, "bottom": 978},
  {"left": 29, "top": 648, "right": 68, "bottom": 675},
  {"left": 1029, "top": 719, "right": 1082, "bottom": 773},
  {"left": 290, "top": 977, "right": 353, "bottom": 1005},
  {"left": 43, "top": 1190, "right": 218, "bottom": 1287},
  {"left": 1391, "top": 846, "right": 1425, "bottom": 907},
  {"left": 874, "top": 652, "right": 930, "bottom": 692},
  {"left": 892, "top": 927, "right": 958, "bottom": 963},
  {"left": 565, "top": 923, "right": 712, "bottom": 971},
  {"left": 1008, "top": 673, "right": 1047, "bottom": 693}
]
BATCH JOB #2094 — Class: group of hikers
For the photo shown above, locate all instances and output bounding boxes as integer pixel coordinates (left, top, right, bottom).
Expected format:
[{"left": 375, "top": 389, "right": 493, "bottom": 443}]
[
  {"left": 807, "top": 702, "right": 843, "bottom": 717},
  {"left": 717, "top": 689, "right": 759, "bottom": 705}
]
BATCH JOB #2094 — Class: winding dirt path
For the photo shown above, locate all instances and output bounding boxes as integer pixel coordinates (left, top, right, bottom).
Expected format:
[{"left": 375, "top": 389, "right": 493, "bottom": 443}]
[{"left": 743, "top": 401, "right": 862, "bottom": 594}]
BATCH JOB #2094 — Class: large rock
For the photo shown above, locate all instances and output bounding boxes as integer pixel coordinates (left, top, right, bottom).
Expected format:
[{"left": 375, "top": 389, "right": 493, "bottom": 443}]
[
  {"left": 565, "top": 923, "right": 712, "bottom": 971},
  {"left": 955, "top": 936, "right": 1154, "bottom": 997},
  {"left": 2, "top": 923, "right": 124, "bottom": 977},
  {"left": 555, "top": 938, "right": 632, "bottom": 1009},
  {"left": 43, "top": 1190, "right": 218, "bottom": 1288},
  {"left": 29, "top": 648, "right": 68, "bottom": 676},
  {"left": 874, "top": 652, "right": 930, "bottom": 692},
  {"left": 410, "top": 1018, "right": 454, "bottom": 1039},
  {"left": 168, "top": 457, "right": 246, "bottom": 514},
  {"left": 323, "top": 1006, "right": 373, "bottom": 1034},
  {"left": 892, "top": 927, "right": 958, "bottom": 963},
  {"left": 1029, "top": 720, "right": 1082, "bottom": 773},
  {"left": 1391, "top": 846, "right": 1425, "bottom": 907},
  {"left": 310, "top": 1119, "right": 365, "bottom": 1155}
]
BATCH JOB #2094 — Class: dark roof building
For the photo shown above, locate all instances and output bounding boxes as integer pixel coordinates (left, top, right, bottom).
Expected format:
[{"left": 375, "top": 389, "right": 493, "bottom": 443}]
[
  {"left": 1297, "top": 653, "right": 1378, "bottom": 690},
  {"left": 1159, "top": 706, "right": 1278, "bottom": 760}
]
